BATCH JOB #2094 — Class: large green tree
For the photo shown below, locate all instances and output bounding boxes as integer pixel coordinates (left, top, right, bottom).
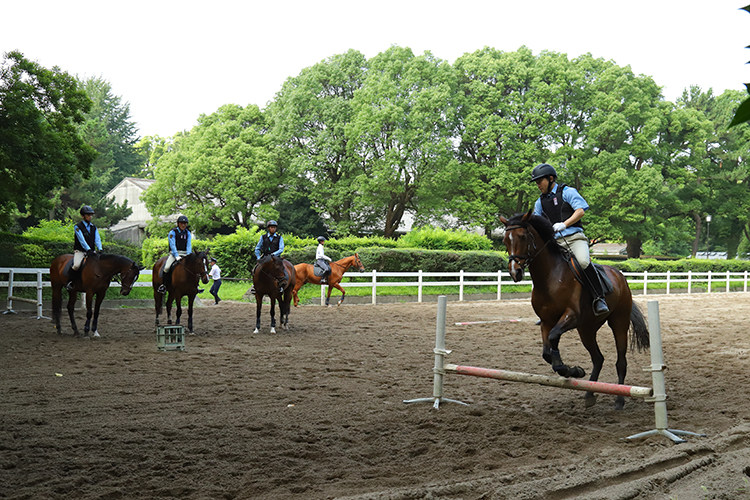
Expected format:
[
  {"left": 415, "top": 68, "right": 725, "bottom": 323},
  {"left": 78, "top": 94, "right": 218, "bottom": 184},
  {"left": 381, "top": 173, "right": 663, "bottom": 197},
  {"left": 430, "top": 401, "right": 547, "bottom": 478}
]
[
  {"left": 0, "top": 51, "right": 96, "bottom": 228},
  {"left": 142, "top": 104, "right": 282, "bottom": 233}
]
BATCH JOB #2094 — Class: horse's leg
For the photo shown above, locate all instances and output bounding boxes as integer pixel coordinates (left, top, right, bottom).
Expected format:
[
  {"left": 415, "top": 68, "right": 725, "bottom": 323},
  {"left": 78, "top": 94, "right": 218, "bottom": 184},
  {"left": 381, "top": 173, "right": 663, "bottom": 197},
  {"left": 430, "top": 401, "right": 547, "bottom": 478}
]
[
  {"left": 166, "top": 294, "right": 174, "bottom": 325},
  {"left": 175, "top": 294, "right": 183, "bottom": 326},
  {"left": 542, "top": 308, "right": 584, "bottom": 378},
  {"left": 332, "top": 282, "right": 346, "bottom": 306},
  {"left": 154, "top": 289, "right": 163, "bottom": 328},
  {"left": 91, "top": 294, "right": 105, "bottom": 337},
  {"left": 186, "top": 294, "right": 195, "bottom": 335},
  {"left": 66, "top": 291, "right": 80, "bottom": 337},
  {"left": 292, "top": 279, "right": 303, "bottom": 308},
  {"left": 577, "top": 324, "right": 605, "bottom": 407},
  {"left": 83, "top": 291, "right": 94, "bottom": 337},
  {"left": 269, "top": 297, "right": 277, "bottom": 334},
  {"left": 52, "top": 285, "right": 63, "bottom": 334},
  {"left": 254, "top": 296, "right": 262, "bottom": 333}
]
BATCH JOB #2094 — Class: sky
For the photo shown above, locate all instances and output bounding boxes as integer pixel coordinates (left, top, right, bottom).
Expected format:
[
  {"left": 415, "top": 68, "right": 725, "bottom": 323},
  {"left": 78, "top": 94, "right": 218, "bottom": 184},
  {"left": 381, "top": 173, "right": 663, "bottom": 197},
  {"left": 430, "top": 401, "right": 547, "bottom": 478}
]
[{"left": 3, "top": 0, "right": 750, "bottom": 139}]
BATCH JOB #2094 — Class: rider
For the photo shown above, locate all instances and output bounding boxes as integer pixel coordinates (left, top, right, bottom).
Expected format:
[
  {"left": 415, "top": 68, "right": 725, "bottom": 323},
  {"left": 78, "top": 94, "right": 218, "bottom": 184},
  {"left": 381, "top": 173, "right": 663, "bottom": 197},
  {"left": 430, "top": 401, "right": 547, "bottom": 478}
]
[
  {"left": 531, "top": 163, "right": 609, "bottom": 316},
  {"left": 249, "top": 220, "right": 285, "bottom": 294},
  {"left": 158, "top": 215, "right": 203, "bottom": 294},
  {"left": 67, "top": 205, "right": 103, "bottom": 291},
  {"left": 315, "top": 236, "right": 332, "bottom": 284}
]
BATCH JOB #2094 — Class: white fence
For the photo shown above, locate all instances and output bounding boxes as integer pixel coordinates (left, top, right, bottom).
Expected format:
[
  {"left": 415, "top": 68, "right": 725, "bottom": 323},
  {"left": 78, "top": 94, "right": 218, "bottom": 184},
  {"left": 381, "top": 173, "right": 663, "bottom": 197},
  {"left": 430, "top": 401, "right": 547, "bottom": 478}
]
[{"left": 3, "top": 267, "right": 750, "bottom": 312}]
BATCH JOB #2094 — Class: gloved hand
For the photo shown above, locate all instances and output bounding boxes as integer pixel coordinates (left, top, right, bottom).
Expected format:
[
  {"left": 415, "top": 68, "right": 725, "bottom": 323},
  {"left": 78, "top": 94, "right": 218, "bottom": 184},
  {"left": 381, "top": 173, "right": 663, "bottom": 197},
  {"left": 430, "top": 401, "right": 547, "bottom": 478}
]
[
  {"left": 175, "top": 255, "right": 182, "bottom": 262},
  {"left": 552, "top": 222, "right": 567, "bottom": 233}
]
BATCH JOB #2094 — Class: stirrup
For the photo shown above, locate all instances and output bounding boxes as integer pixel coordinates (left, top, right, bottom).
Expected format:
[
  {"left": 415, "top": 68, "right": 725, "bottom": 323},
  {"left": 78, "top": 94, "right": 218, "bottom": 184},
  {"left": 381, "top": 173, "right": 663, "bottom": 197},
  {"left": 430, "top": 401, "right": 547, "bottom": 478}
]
[
  {"left": 249, "top": 286, "right": 256, "bottom": 294},
  {"left": 593, "top": 298, "right": 609, "bottom": 316},
  {"left": 66, "top": 281, "right": 75, "bottom": 291},
  {"left": 197, "top": 288, "right": 205, "bottom": 294},
  {"left": 157, "top": 284, "right": 167, "bottom": 294}
]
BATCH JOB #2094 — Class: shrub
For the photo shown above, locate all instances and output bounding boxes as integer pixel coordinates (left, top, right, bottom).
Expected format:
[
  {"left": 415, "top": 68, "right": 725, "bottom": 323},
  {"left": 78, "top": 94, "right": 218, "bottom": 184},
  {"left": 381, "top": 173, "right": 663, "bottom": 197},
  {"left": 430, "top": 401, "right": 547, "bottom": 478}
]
[{"left": 397, "top": 227, "right": 493, "bottom": 251}]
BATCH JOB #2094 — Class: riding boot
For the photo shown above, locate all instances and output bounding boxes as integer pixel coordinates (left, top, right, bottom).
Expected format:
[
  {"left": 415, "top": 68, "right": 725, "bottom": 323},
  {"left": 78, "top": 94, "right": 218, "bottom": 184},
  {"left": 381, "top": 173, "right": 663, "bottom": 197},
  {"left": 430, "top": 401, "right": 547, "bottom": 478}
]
[
  {"left": 583, "top": 264, "right": 609, "bottom": 316},
  {"left": 66, "top": 269, "right": 78, "bottom": 291},
  {"left": 158, "top": 270, "right": 171, "bottom": 294}
]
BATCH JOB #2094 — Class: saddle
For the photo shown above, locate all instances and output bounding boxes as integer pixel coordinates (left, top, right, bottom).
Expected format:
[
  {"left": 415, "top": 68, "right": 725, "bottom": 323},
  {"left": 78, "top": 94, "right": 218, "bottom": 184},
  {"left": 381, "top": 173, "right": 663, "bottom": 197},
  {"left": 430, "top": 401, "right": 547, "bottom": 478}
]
[
  {"left": 567, "top": 257, "right": 614, "bottom": 295},
  {"left": 63, "top": 256, "right": 90, "bottom": 278},
  {"left": 313, "top": 261, "right": 329, "bottom": 277}
]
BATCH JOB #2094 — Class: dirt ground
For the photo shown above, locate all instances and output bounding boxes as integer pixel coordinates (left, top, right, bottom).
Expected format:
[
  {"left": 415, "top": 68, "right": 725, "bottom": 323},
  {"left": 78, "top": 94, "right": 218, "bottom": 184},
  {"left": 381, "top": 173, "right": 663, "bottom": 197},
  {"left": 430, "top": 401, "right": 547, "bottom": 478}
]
[{"left": 1, "top": 293, "right": 750, "bottom": 500}]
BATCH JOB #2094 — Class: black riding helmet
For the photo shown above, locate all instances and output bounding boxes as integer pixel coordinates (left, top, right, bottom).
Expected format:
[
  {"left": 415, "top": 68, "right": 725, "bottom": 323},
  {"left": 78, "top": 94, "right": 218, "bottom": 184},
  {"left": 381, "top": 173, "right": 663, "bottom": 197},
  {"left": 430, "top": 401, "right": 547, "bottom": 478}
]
[
  {"left": 530, "top": 163, "right": 557, "bottom": 182},
  {"left": 177, "top": 215, "right": 189, "bottom": 224},
  {"left": 317, "top": 236, "right": 326, "bottom": 243},
  {"left": 266, "top": 220, "right": 278, "bottom": 228},
  {"left": 80, "top": 205, "right": 95, "bottom": 216}
]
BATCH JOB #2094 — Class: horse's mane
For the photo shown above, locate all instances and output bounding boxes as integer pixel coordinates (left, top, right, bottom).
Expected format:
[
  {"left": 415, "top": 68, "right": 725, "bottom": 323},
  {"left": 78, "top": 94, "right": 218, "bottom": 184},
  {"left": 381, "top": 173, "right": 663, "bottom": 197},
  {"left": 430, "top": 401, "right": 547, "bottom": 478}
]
[
  {"left": 506, "top": 213, "right": 567, "bottom": 258},
  {"left": 98, "top": 253, "right": 134, "bottom": 265}
]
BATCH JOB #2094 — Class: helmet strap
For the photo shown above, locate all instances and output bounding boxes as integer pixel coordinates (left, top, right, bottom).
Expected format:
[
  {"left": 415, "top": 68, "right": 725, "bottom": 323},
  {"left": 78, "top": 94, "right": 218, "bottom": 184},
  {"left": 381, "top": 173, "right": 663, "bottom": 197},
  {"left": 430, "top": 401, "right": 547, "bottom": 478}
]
[{"left": 545, "top": 177, "right": 555, "bottom": 195}]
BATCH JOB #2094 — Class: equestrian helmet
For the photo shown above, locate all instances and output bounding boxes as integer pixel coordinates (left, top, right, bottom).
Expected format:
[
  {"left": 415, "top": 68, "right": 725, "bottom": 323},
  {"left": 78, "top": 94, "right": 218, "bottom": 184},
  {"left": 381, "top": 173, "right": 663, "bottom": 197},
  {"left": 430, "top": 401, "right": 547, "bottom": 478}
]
[
  {"left": 317, "top": 236, "right": 326, "bottom": 242},
  {"left": 80, "top": 205, "right": 95, "bottom": 216},
  {"left": 530, "top": 163, "right": 557, "bottom": 182},
  {"left": 266, "top": 220, "right": 278, "bottom": 228},
  {"left": 177, "top": 215, "right": 189, "bottom": 224}
]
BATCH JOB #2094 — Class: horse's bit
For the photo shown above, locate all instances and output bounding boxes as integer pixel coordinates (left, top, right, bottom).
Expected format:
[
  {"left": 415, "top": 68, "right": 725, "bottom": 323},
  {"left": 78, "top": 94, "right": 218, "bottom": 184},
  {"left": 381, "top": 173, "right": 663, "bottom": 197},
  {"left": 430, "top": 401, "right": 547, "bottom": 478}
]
[{"left": 504, "top": 224, "right": 550, "bottom": 271}]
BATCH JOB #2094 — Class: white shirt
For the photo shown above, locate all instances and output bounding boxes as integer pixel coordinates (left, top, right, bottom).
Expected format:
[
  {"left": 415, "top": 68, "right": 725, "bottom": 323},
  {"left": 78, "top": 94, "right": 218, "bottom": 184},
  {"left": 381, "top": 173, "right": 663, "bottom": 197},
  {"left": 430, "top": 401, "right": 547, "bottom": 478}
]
[
  {"left": 316, "top": 244, "right": 331, "bottom": 261},
  {"left": 209, "top": 264, "right": 221, "bottom": 280}
]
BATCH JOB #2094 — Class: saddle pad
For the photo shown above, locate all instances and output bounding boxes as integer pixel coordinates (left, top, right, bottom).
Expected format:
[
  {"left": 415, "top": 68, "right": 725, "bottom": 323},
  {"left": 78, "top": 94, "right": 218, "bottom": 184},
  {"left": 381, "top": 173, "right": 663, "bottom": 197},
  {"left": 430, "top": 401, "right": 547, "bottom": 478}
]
[
  {"left": 313, "top": 262, "right": 327, "bottom": 277},
  {"left": 567, "top": 258, "right": 614, "bottom": 295},
  {"left": 63, "top": 256, "right": 90, "bottom": 277}
]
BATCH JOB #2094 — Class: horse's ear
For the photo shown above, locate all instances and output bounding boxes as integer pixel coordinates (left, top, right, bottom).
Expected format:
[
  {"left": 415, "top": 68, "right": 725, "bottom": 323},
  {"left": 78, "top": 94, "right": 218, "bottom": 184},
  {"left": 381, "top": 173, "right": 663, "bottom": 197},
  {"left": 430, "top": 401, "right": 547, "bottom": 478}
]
[
  {"left": 499, "top": 216, "right": 508, "bottom": 226},
  {"left": 522, "top": 209, "right": 533, "bottom": 222},
  {"left": 138, "top": 264, "right": 145, "bottom": 270}
]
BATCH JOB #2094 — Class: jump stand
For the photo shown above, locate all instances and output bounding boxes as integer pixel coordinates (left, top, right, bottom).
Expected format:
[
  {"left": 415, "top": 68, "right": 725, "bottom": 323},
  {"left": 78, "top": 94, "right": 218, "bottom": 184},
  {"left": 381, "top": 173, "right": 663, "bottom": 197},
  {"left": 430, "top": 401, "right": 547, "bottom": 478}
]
[
  {"left": 157, "top": 325, "right": 186, "bottom": 351},
  {"left": 405, "top": 296, "right": 705, "bottom": 444}
]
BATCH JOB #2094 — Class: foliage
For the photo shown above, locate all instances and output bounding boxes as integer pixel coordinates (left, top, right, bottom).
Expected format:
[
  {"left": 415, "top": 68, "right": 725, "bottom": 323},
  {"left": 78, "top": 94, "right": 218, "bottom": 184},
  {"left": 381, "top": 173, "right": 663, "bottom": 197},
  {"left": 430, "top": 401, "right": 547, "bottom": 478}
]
[
  {"left": 142, "top": 104, "right": 282, "bottom": 234},
  {"left": 0, "top": 51, "right": 96, "bottom": 229},
  {"left": 396, "top": 227, "right": 493, "bottom": 251},
  {"left": 356, "top": 248, "right": 506, "bottom": 274},
  {"left": 596, "top": 258, "right": 750, "bottom": 273}
]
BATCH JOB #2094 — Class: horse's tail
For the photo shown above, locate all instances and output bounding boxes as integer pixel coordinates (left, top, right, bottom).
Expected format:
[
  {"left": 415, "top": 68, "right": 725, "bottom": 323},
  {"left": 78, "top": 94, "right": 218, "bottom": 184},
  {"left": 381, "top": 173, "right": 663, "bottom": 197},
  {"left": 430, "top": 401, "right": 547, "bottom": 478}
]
[{"left": 629, "top": 302, "right": 650, "bottom": 351}]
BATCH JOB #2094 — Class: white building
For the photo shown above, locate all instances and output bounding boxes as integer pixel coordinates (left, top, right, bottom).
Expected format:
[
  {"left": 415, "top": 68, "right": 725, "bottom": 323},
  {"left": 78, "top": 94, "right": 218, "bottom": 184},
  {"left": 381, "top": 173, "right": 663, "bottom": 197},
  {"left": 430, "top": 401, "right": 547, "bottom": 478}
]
[{"left": 105, "top": 177, "right": 156, "bottom": 244}]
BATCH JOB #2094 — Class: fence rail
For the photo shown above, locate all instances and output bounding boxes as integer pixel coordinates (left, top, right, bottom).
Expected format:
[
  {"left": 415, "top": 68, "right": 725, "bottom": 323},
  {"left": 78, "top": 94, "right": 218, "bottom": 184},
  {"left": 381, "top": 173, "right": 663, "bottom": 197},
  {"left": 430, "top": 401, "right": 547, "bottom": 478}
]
[{"left": 2, "top": 267, "right": 750, "bottom": 310}]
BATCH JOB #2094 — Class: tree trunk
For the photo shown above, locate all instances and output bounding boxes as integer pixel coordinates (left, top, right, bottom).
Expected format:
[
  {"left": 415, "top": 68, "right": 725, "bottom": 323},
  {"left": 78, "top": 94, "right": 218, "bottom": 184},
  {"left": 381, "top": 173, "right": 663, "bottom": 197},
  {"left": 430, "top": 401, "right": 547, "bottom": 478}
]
[
  {"left": 691, "top": 212, "right": 702, "bottom": 258},
  {"left": 626, "top": 238, "right": 642, "bottom": 259}
]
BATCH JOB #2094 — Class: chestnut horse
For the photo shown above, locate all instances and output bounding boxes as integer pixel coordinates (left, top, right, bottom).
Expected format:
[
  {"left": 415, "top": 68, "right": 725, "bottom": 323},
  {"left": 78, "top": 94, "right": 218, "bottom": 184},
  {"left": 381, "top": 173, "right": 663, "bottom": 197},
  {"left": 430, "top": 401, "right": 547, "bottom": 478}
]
[
  {"left": 500, "top": 210, "right": 649, "bottom": 409},
  {"left": 252, "top": 255, "right": 296, "bottom": 333},
  {"left": 50, "top": 253, "right": 142, "bottom": 337},
  {"left": 292, "top": 253, "right": 365, "bottom": 307},
  {"left": 152, "top": 251, "right": 209, "bottom": 334}
]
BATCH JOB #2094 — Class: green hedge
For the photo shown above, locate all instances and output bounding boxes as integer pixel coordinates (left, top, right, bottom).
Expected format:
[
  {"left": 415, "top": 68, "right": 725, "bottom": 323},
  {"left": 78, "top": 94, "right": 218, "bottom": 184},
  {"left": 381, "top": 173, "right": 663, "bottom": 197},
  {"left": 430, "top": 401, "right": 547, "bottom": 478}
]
[
  {"left": 356, "top": 248, "right": 507, "bottom": 277},
  {"left": 596, "top": 258, "right": 750, "bottom": 273}
]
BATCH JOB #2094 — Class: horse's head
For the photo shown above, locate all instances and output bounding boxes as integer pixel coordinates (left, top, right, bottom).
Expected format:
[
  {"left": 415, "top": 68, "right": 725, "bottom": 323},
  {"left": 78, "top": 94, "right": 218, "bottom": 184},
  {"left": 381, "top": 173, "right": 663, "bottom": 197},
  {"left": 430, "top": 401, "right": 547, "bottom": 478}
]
[
  {"left": 500, "top": 210, "right": 536, "bottom": 283},
  {"left": 195, "top": 251, "right": 210, "bottom": 284},
  {"left": 353, "top": 253, "right": 365, "bottom": 272},
  {"left": 119, "top": 259, "right": 144, "bottom": 296}
]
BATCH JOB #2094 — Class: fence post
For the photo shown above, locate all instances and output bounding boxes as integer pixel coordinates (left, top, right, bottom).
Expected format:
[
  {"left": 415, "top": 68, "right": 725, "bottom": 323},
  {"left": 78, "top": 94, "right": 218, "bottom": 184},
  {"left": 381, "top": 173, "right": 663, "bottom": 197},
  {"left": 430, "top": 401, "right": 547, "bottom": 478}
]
[
  {"left": 5, "top": 269, "right": 15, "bottom": 314},
  {"left": 666, "top": 270, "right": 671, "bottom": 295},
  {"left": 320, "top": 281, "right": 325, "bottom": 306},
  {"left": 459, "top": 270, "right": 464, "bottom": 302},
  {"left": 708, "top": 270, "right": 712, "bottom": 294},
  {"left": 745, "top": 270, "right": 748, "bottom": 293},
  {"left": 371, "top": 270, "right": 377, "bottom": 305},
  {"left": 418, "top": 270, "right": 423, "bottom": 303},
  {"left": 688, "top": 271, "right": 692, "bottom": 294},
  {"left": 497, "top": 270, "right": 502, "bottom": 301},
  {"left": 643, "top": 270, "right": 648, "bottom": 296},
  {"left": 36, "top": 271, "right": 46, "bottom": 319},
  {"left": 726, "top": 270, "right": 730, "bottom": 293}
]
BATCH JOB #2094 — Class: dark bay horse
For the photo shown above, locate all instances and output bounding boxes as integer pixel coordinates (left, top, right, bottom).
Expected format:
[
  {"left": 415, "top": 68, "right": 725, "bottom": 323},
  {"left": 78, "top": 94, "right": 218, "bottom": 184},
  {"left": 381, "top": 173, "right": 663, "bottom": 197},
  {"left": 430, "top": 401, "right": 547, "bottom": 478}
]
[
  {"left": 253, "top": 255, "right": 296, "bottom": 333},
  {"left": 292, "top": 253, "right": 365, "bottom": 307},
  {"left": 500, "top": 210, "right": 649, "bottom": 409},
  {"left": 50, "top": 253, "right": 142, "bottom": 337},
  {"left": 152, "top": 251, "right": 209, "bottom": 334}
]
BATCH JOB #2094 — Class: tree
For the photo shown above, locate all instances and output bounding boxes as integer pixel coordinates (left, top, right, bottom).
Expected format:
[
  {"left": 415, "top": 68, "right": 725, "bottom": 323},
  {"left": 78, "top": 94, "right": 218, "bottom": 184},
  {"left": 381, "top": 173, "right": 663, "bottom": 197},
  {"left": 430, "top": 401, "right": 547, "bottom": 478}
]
[
  {"left": 269, "top": 49, "right": 370, "bottom": 235},
  {"left": 348, "top": 46, "right": 459, "bottom": 238},
  {"left": 135, "top": 135, "right": 171, "bottom": 179},
  {"left": 0, "top": 51, "right": 96, "bottom": 228},
  {"left": 142, "top": 104, "right": 282, "bottom": 233}
]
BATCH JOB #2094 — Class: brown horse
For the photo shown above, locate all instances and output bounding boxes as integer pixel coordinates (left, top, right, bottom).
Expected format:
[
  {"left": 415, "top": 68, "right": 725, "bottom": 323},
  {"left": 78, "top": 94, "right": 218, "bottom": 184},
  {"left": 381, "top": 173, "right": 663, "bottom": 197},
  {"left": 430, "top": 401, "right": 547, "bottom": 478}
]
[
  {"left": 253, "top": 255, "right": 296, "bottom": 333},
  {"left": 50, "top": 253, "right": 143, "bottom": 337},
  {"left": 292, "top": 253, "right": 365, "bottom": 307},
  {"left": 152, "top": 251, "right": 209, "bottom": 334},
  {"left": 500, "top": 210, "right": 649, "bottom": 410}
]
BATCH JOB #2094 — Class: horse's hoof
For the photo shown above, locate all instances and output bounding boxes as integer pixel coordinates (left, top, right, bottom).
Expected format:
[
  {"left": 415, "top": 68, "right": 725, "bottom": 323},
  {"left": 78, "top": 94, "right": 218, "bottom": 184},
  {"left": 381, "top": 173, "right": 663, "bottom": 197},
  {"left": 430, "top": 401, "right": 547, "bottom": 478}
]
[
  {"left": 270, "top": 327, "right": 276, "bottom": 334},
  {"left": 584, "top": 393, "right": 597, "bottom": 407},
  {"left": 253, "top": 328, "right": 259, "bottom": 334},
  {"left": 167, "top": 320, "right": 173, "bottom": 325},
  {"left": 614, "top": 400, "right": 625, "bottom": 411},
  {"left": 93, "top": 331, "right": 100, "bottom": 338}
]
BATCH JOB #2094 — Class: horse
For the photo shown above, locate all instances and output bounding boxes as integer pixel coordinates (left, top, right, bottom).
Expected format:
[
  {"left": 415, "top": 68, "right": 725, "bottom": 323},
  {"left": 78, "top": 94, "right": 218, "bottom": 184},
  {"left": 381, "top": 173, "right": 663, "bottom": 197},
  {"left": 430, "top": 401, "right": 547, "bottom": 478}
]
[
  {"left": 292, "top": 253, "right": 365, "bottom": 307},
  {"left": 500, "top": 210, "right": 649, "bottom": 410},
  {"left": 152, "top": 251, "right": 209, "bottom": 334},
  {"left": 252, "top": 255, "right": 296, "bottom": 333},
  {"left": 50, "top": 253, "right": 143, "bottom": 337}
]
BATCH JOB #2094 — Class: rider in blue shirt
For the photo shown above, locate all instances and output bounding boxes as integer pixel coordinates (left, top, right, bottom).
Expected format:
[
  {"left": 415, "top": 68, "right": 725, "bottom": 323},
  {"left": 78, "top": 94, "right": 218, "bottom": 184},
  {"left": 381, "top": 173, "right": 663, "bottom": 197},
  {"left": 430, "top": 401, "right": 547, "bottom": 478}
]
[
  {"left": 531, "top": 163, "right": 609, "bottom": 316},
  {"left": 158, "top": 215, "right": 202, "bottom": 294},
  {"left": 67, "top": 205, "right": 103, "bottom": 291},
  {"left": 250, "top": 220, "right": 284, "bottom": 294}
]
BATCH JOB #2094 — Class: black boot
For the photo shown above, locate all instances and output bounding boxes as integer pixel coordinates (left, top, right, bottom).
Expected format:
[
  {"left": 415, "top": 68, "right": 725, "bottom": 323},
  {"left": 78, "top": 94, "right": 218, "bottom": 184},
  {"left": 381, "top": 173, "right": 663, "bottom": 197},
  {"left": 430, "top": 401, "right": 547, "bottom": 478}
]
[
  {"left": 158, "top": 271, "right": 171, "bottom": 294},
  {"left": 66, "top": 269, "right": 79, "bottom": 291},
  {"left": 583, "top": 265, "right": 609, "bottom": 316}
]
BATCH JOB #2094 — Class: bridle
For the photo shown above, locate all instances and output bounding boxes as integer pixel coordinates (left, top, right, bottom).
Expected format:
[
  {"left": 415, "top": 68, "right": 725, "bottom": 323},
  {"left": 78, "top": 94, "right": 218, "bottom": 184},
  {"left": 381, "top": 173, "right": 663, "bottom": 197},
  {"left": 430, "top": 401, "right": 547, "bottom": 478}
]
[
  {"left": 177, "top": 254, "right": 209, "bottom": 282},
  {"left": 332, "top": 255, "right": 365, "bottom": 272},
  {"left": 504, "top": 224, "right": 552, "bottom": 271},
  {"left": 111, "top": 262, "right": 141, "bottom": 292}
]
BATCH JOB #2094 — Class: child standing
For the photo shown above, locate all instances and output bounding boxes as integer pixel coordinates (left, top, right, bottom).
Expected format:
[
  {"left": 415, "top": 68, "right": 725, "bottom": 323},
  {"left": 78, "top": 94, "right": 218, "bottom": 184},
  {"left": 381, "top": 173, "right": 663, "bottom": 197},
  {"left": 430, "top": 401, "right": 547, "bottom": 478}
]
[{"left": 209, "top": 257, "right": 222, "bottom": 304}]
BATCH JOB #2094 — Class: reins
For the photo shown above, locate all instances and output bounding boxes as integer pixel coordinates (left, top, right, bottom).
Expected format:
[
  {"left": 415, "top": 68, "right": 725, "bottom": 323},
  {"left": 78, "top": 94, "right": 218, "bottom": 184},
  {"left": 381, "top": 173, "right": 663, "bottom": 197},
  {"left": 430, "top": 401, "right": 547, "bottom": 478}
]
[{"left": 504, "top": 224, "right": 554, "bottom": 270}]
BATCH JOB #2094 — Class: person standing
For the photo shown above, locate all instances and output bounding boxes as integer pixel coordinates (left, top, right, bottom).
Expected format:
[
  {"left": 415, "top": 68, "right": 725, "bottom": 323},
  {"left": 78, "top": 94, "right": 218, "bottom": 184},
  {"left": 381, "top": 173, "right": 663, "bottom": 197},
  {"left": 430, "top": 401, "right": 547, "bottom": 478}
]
[
  {"left": 208, "top": 257, "right": 222, "bottom": 304},
  {"left": 315, "top": 236, "right": 332, "bottom": 284},
  {"left": 67, "top": 205, "right": 103, "bottom": 291},
  {"left": 531, "top": 163, "right": 609, "bottom": 316}
]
